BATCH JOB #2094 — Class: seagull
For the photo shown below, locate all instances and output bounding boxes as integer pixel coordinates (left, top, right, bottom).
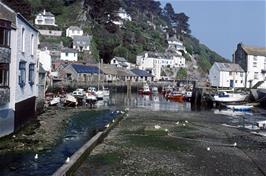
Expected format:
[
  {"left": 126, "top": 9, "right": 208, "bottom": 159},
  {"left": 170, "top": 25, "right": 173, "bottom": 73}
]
[
  {"left": 176, "top": 121, "right": 179, "bottom": 125},
  {"left": 154, "top": 125, "right": 161, "bottom": 129},
  {"left": 233, "top": 142, "right": 237, "bottom": 147},
  {"left": 207, "top": 147, "right": 210, "bottom": 151},
  {"left": 185, "top": 120, "right": 189, "bottom": 123},
  {"left": 105, "top": 123, "right": 110, "bottom": 128},
  {"left": 65, "top": 157, "right": 70, "bottom": 163},
  {"left": 34, "top": 154, "right": 38, "bottom": 160}
]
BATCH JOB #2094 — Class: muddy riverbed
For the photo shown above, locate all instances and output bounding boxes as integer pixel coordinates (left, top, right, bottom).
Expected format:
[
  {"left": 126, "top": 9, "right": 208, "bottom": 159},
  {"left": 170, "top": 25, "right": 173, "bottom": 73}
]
[{"left": 76, "top": 108, "right": 266, "bottom": 176}]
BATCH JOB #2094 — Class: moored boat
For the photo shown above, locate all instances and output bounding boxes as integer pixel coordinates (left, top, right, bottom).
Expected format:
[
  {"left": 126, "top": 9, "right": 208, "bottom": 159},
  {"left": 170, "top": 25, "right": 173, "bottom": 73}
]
[
  {"left": 226, "top": 104, "right": 253, "bottom": 111},
  {"left": 138, "top": 83, "right": 151, "bottom": 95},
  {"left": 166, "top": 91, "right": 184, "bottom": 101},
  {"left": 152, "top": 86, "right": 159, "bottom": 94},
  {"left": 212, "top": 91, "right": 248, "bottom": 103}
]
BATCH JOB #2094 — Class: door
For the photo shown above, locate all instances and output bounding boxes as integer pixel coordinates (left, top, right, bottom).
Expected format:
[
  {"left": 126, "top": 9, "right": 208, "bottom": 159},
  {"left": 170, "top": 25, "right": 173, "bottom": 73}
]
[{"left": 230, "top": 80, "right": 234, "bottom": 88}]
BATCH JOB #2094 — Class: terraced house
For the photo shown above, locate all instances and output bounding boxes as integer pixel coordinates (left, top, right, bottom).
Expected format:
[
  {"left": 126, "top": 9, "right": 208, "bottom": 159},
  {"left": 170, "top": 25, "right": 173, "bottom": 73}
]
[{"left": 0, "top": 2, "right": 39, "bottom": 137}]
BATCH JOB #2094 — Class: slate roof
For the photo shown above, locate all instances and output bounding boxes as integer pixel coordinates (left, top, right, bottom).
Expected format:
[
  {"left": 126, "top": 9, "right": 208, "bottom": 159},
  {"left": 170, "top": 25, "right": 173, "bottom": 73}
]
[
  {"left": 71, "top": 64, "right": 102, "bottom": 74},
  {"left": 39, "top": 10, "right": 54, "bottom": 17},
  {"left": 241, "top": 45, "right": 266, "bottom": 57},
  {"left": 73, "top": 36, "right": 91, "bottom": 47},
  {"left": 113, "top": 56, "right": 127, "bottom": 62},
  {"left": 61, "top": 47, "right": 77, "bottom": 53},
  {"left": 131, "top": 68, "right": 154, "bottom": 77},
  {"left": 214, "top": 62, "right": 244, "bottom": 72}
]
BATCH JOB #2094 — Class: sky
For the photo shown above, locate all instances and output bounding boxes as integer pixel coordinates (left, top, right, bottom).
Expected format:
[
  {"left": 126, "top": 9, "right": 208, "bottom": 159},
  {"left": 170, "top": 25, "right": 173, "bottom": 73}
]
[{"left": 160, "top": 0, "right": 266, "bottom": 60}]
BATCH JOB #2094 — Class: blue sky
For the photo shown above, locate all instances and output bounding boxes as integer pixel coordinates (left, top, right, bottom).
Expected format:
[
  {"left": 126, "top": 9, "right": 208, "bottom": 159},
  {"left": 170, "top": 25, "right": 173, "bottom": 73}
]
[{"left": 160, "top": 0, "right": 266, "bottom": 60}]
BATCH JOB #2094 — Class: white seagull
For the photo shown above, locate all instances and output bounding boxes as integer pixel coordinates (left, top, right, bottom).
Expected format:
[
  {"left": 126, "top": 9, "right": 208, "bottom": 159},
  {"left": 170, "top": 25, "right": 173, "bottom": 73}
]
[
  {"left": 34, "top": 154, "right": 38, "bottom": 160},
  {"left": 65, "top": 157, "right": 70, "bottom": 163}
]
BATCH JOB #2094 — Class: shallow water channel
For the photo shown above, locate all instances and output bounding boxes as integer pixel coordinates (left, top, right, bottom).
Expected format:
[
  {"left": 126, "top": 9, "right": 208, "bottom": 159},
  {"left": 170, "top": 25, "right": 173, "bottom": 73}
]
[{"left": 0, "top": 93, "right": 266, "bottom": 175}]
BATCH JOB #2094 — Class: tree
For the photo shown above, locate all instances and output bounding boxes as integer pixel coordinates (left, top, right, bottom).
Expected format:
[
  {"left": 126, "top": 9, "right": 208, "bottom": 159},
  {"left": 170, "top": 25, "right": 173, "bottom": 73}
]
[
  {"left": 174, "top": 12, "right": 191, "bottom": 35},
  {"left": 176, "top": 68, "right": 187, "bottom": 80},
  {"left": 2, "top": 0, "right": 32, "bottom": 20},
  {"left": 163, "top": 3, "right": 175, "bottom": 25}
]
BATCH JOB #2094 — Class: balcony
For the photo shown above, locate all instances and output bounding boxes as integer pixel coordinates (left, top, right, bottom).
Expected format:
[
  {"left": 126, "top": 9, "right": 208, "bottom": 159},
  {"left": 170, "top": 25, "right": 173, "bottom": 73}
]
[
  {"left": 0, "top": 88, "right": 10, "bottom": 105},
  {"left": 0, "top": 46, "right": 11, "bottom": 63}
]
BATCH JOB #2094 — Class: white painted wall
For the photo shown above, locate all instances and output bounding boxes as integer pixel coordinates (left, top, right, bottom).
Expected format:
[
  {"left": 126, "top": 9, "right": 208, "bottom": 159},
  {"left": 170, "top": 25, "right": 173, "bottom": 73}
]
[
  {"left": 246, "top": 55, "right": 266, "bottom": 88},
  {"left": 35, "top": 10, "right": 56, "bottom": 26},
  {"left": 39, "top": 30, "right": 62, "bottom": 37},
  {"left": 15, "top": 16, "right": 39, "bottom": 103},
  {"left": 66, "top": 28, "right": 83, "bottom": 38},
  {"left": 60, "top": 52, "right": 78, "bottom": 61},
  {"left": 38, "top": 49, "right": 52, "bottom": 72}
]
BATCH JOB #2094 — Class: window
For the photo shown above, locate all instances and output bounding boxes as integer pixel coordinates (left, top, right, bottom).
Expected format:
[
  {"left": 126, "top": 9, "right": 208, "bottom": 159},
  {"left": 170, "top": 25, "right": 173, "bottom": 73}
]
[
  {"left": 0, "top": 63, "right": 9, "bottom": 87},
  {"left": 19, "top": 62, "right": 26, "bottom": 87},
  {"left": 253, "top": 62, "right": 257, "bottom": 67},
  {"left": 229, "top": 72, "right": 232, "bottom": 76},
  {"left": 254, "top": 72, "right": 258, "bottom": 79},
  {"left": 240, "top": 73, "right": 243, "bottom": 77},
  {"left": 235, "top": 80, "right": 237, "bottom": 83},
  {"left": 0, "top": 28, "right": 10, "bottom": 47},
  {"left": 65, "top": 52, "right": 68, "bottom": 56},
  {"left": 22, "top": 28, "right": 25, "bottom": 52},
  {"left": 241, "top": 80, "right": 243, "bottom": 83},
  {"left": 254, "top": 56, "right": 257, "bottom": 61},
  {"left": 29, "top": 64, "right": 35, "bottom": 85},
  {"left": 31, "top": 34, "right": 34, "bottom": 56}
]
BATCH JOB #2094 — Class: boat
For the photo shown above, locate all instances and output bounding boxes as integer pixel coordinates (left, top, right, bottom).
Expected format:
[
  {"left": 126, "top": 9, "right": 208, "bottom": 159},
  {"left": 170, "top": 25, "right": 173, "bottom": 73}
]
[
  {"left": 50, "top": 97, "right": 60, "bottom": 106},
  {"left": 72, "top": 89, "right": 85, "bottom": 98},
  {"left": 87, "top": 87, "right": 103, "bottom": 100},
  {"left": 166, "top": 91, "right": 184, "bottom": 101},
  {"left": 85, "top": 92, "right": 97, "bottom": 104},
  {"left": 257, "top": 89, "right": 266, "bottom": 106},
  {"left": 152, "top": 86, "right": 159, "bottom": 94},
  {"left": 212, "top": 91, "right": 248, "bottom": 103},
  {"left": 184, "top": 91, "right": 192, "bottom": 101},
  {"left": 138, "top": 83, "right": 151, "bottom": 95},
  {"left": 64, "top": 94, "right": 78, "bottom": 106},
  {"left": 226, "top": 104, "right": 253, "bottom": 111},
  {"left": 256, "top": 120, "right": 266, "bottom": 129}
]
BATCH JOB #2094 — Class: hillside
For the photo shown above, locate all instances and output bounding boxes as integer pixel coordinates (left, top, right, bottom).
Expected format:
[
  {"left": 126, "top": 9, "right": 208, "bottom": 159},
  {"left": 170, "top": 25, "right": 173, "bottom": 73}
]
[{"left": 3, "top": 0, "right": 228, "bottom": 74}]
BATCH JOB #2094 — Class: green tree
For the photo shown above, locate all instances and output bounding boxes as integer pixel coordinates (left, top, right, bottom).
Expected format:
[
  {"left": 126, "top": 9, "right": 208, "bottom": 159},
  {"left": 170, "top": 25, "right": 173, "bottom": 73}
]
[{"left": 176, "top": 68, "right": 187, "bottom": 80}]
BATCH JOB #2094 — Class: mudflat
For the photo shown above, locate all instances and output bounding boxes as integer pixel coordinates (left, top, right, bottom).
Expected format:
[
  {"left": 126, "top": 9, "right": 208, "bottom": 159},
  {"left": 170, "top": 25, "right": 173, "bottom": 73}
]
[{"left": 76, "top": 108, "right": 266, "bottom": 176}]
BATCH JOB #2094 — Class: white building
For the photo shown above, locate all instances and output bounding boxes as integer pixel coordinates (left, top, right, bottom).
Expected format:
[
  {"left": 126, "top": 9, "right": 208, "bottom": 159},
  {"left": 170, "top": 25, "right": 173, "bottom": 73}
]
[
  {"left": 66, "top": 26, "right": 83, "bottom": 38},
  {"left": 38, "top": 48, "right": 52, "bottom": 72},
  {"left": 234, "top": 43, "right": 266, "bottom": 88},
  {"left": 209, "top": 62, "right": 245, "bottom": 88},
  {"left": 112, "top": 8, "right": 132, "bottom": 27},
  {"left": 35, "top": 10, "right": 56, "bottom": 26},
  {"left": 136, "top": 52, "right": 186, "bottom": 81},
  {"left": 167, "top": 35, "right": 187, "bottom": 54},
  {"left": 73, "top": 36, "right": 91, "bottom": 52},
  {"left": 110, "top": 57, "right": 132, "bottom": 69},
  {"left": 0, "top": 2, "right": 39, "bottom": 137},
  {"left": 60, "top": 48, "right": 78, "bottom": 61}
]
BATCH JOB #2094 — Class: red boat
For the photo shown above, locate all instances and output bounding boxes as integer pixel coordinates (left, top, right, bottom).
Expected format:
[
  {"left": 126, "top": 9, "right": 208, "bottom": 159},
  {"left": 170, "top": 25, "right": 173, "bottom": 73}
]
[{"left": 166, "top": 91, "right": 184, "bottom": 101}]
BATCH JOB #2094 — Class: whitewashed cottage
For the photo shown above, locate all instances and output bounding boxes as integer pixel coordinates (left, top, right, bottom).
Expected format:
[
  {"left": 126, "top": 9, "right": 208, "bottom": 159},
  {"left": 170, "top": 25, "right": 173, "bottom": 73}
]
[
  {"left": 0, "top": 2, "right": 39, "bottom": 137},
  {"left": 209, "top": 62, "right": 245, "bottom": 88},
  {"left": 234, "top": 43, "right": 266, "bottom": 88},
  {"left": 66, "top": 26, "right": 83, "bottom": 38}
]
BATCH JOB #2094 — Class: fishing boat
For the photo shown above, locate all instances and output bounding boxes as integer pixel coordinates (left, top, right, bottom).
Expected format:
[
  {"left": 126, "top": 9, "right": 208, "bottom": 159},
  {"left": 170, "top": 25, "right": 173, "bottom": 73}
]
[
  {"left": 138, "top": 83, "right": 151, "bottom": 95},
  {"left": 166, "top": 91, "right": 184, "bottom": 101},
  {"left": 88, "top": 87, "right": 104, "bottom": 100},
  {"left": 212, "top": 91, "right": 248, "bottom": 103}
]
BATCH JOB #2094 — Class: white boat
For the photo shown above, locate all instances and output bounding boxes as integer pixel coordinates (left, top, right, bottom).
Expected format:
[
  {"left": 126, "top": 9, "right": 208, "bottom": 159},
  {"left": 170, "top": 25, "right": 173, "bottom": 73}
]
[
  {"left": 212, "top": 91, "right": 248, "bottom": 103},
  {"left": 152, "top": 87, "right": 158, "bottom": 94},
  {"left": 226, "top": 104, "right": 253, "bottom": 111},
  {"left": 256, "top": 120, "right": 266, "bottom": 129},
  {"left": 95, "top": 90, "right": 104, "bottom": 100},
  {"left": 85, "top": 92, "right": 97, "bottom": 104},
  {"left": 65, "top": 94, "right": 78, "bottom": 106},
  {"left": 72, "top": 89, "right": 84, "bottom": 97},
  {"left": 50, "top": 97, "right": 60, "bottom": 106},
  {"left": 139, "top": 83, "right": 151, "bottom": 95}
]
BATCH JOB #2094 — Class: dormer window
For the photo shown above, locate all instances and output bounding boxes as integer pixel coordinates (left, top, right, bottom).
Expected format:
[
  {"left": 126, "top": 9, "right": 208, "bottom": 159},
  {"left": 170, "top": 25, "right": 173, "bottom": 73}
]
[{"left": 0, "top": 19, "right": 11, "bottom": 48}]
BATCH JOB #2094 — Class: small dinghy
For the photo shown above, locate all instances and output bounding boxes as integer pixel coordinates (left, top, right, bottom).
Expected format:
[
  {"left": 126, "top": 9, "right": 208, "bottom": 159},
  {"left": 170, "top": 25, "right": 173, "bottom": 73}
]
[{"left": 226, "top": 104, "right": 253, "bottom": 111}]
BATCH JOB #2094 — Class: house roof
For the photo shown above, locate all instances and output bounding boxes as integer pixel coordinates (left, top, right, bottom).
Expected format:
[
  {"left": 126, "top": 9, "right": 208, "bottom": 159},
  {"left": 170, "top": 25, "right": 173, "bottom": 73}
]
[
  {"left": 214, "top": 62, "right": 244, "bottom": 72},
  {"left": 116, "top": 68, "right": 136, "bottom": 77},
  {"left": 131, "top": 68, "right": 154, "bottom": 77},
  {"left": 113, "top": 56, "right": 127, "bottom": 62},
  {"left": 67, "top": 26, "right": 82, "bottom": 31},
  {"left": 73, "top": 35, "right": 91, "bottom": 47},
  {"left": 101, "top": 64, "right": 117, "bottom": 75},
  {"left": 241, "top": 45, "right": 266, "bottom": 57},
  {"left": 38, "top": 10, "right": 54, "bottom": 17},
  {"left": 61, "top": 47, "right": 77, "bottom": 53},
  {"left": 71, "top": 64, "right": 102, "bottom": 74}
]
